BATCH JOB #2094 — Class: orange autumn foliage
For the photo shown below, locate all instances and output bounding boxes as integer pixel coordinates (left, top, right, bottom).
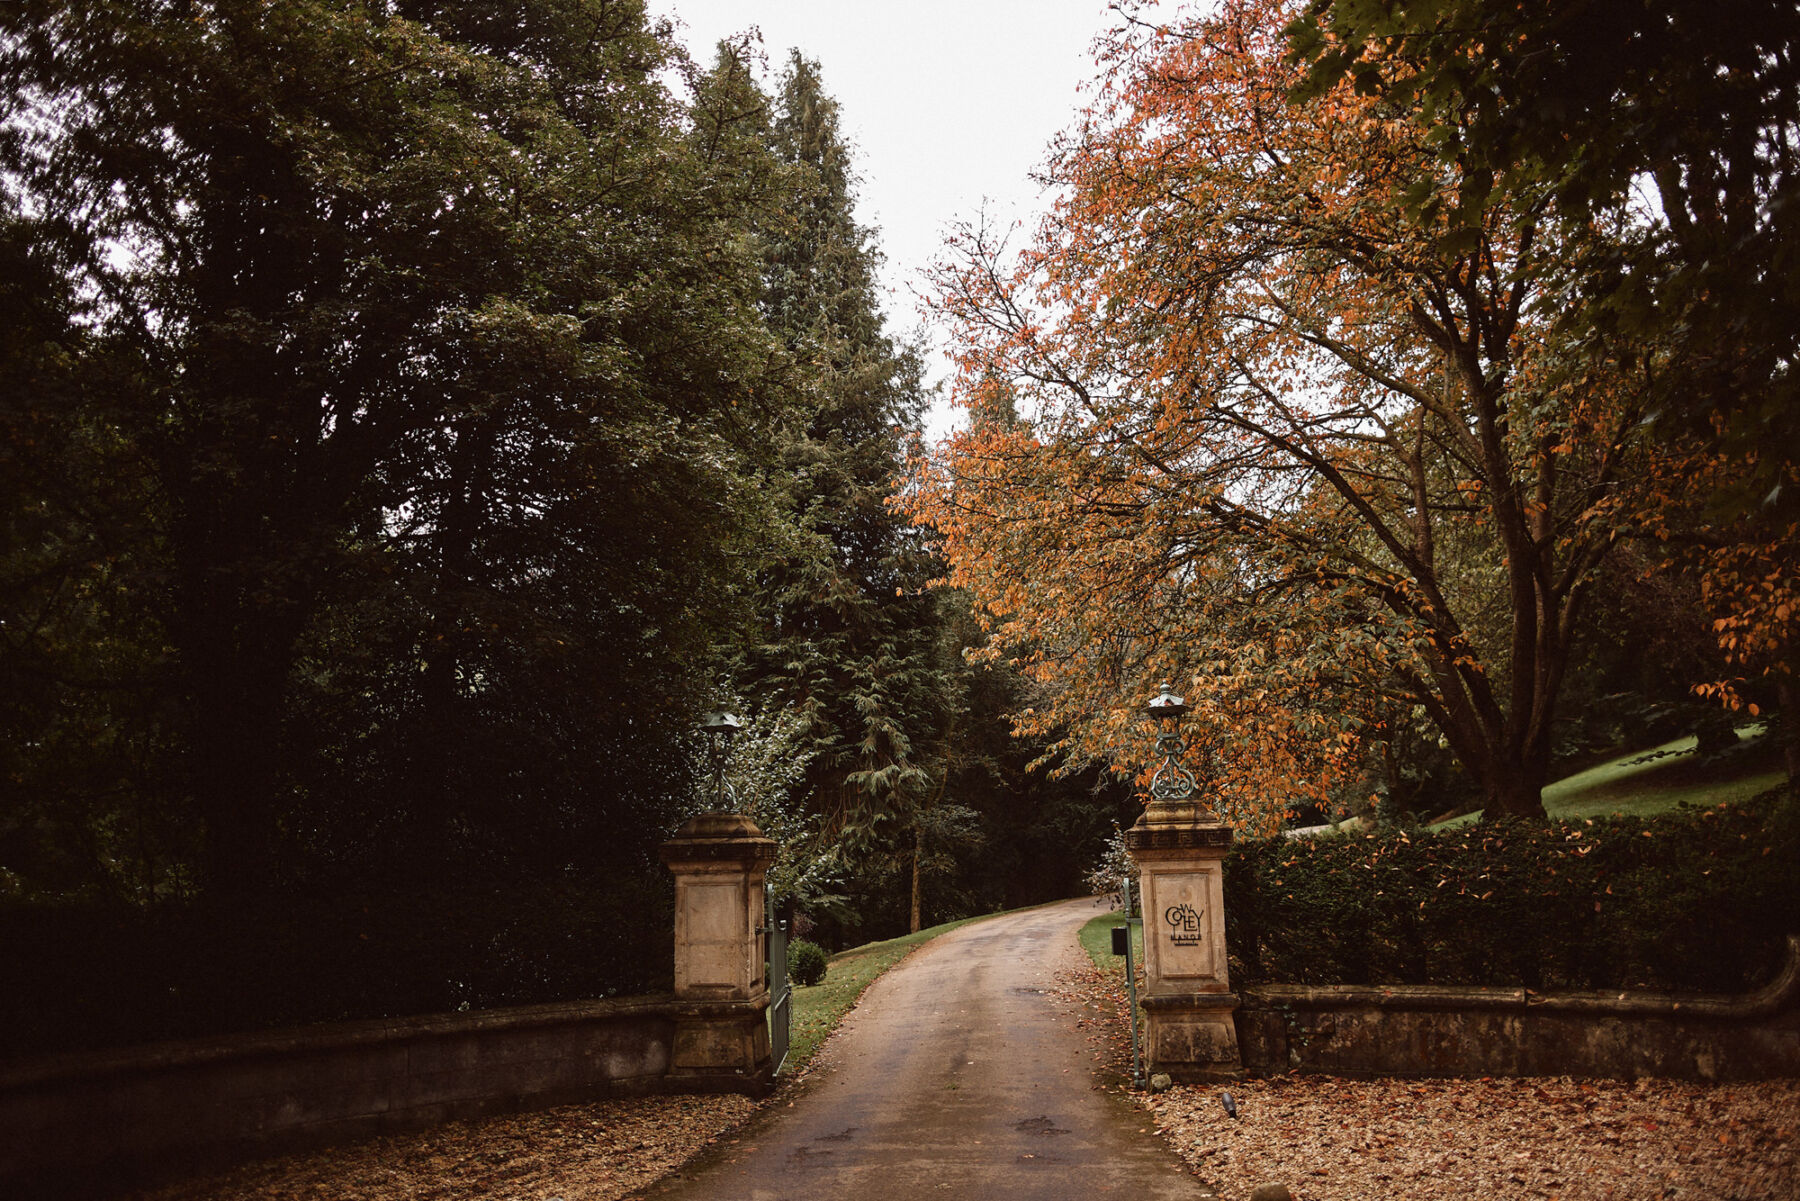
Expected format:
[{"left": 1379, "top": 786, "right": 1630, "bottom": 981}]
[{"left": 902, "top": 0, "right": 1671, "bottom": 828}]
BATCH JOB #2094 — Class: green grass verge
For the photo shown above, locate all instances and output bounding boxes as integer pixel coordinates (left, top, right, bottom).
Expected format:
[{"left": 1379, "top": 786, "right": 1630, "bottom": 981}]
[
  {"left": 1077, "top": 910, "right": 1148, "bottom": 1069},
  {"left": 1427, "top": 726, "right": 1785, "bottom": 830},
  {"left": 783, "top": 913, "right": 1000, "bottom": 1073},
  {"left": 1077, "top": 909, "right": 1143, "bottom": 971}
]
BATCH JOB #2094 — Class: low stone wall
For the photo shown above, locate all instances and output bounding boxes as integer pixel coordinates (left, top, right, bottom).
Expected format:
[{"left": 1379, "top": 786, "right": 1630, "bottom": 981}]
[
  {"left": 1236, "top": 935, "right": 1800, "bottom": 1082},
  {"left": 0, "top": 993, "right": 767, "bottom": 1196}
]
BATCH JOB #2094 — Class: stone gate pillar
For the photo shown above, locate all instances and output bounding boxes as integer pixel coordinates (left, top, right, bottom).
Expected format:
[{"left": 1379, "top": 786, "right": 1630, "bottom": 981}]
[
  {"left": 659, "top": 812, "right": 777, "bottom": 1092},
  {"left": 1126, "top": 805, "right": 1241, "bottom": 1081},
  {"left": 1123, "top": 683, "right": 1242, "bottom": 1082}
]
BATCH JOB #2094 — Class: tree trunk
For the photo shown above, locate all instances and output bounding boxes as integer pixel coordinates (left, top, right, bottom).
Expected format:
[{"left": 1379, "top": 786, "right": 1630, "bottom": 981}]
[
  {"left": 910, "top": 822, "right": 923, "bottom": 934},
  {"left": 1778, "top": 677, "right": 1800, "bottom": 789},
  {"left": 173, "top": 571, "right": 309, "bottom": 909},
  {"left": 1481, "top": 771, "right": 1547, "bottom": 821}
]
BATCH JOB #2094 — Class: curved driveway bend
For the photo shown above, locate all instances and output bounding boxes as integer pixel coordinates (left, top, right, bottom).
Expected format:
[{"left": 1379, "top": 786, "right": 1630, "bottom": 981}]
[{"left": 637, "top": 897, "right": 1213, "bottom": 1201}]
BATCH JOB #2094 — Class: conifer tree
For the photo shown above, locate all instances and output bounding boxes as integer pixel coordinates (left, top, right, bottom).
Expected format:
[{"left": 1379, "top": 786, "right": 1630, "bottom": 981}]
[{"left": 740, "top": 54, "right": 961, "bottom": 925}]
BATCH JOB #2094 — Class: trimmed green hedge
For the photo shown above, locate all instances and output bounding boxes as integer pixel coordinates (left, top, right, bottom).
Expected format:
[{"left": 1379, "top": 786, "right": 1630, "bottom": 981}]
[{"left": 1224, "top": 790, "right": 1800, "bottom": 994}]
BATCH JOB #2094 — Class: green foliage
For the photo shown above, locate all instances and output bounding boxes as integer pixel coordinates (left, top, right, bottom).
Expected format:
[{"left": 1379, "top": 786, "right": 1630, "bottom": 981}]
[
  {"left": 1078, "top": 909, "right": 1143, "bottom": 973},
  {"left": 0, "top": 0, "right": 806, "bottom": 904},
  {"left": 0, "top": 869, "right": 674, "bottom": 1058},
  {"left": 0, "top": 0, "right": 845, "bottom": 1050},
  {"left": 786, "top": 938, "right": 828, "bottom": 987},
  {"left": 1225, "top": 792, "right": 1800, "bottom": 994},
  {"left": 0, "top": 3, "right": 1126, "bottom": 1051}
]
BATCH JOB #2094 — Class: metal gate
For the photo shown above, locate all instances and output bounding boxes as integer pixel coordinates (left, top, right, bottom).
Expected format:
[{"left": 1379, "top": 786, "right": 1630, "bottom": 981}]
[{"left": 765, "top": 882, "right": 791, "bottom": 1076}]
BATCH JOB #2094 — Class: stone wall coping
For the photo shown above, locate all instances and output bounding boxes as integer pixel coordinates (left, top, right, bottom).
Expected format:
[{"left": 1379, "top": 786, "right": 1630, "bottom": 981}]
[
  {"left": 1242, "top": 934, "right": 1800, "bottom": 1022},
  {"left": 0, "top": 992, "right": 699, "bottom": 1092},
  {"left": 1144, "top": 991, "right": 1241, "bottom": 1011}
]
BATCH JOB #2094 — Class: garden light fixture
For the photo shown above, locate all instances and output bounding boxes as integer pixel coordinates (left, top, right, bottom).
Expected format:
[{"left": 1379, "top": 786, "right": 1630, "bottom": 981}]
[
  {"left": 699, "top": 709, "right": 742, "bottom": 811},
  {"left": 1146, "top": 682, "right": 1198, "bottom": 804}
]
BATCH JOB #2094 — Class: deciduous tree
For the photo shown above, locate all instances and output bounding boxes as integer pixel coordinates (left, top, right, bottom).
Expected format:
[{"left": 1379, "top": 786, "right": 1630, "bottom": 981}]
[
  {"left": 1287, "top": 0, "right": 1800, "bottom": 784},
  {"left": 907, "top": 0, "right": 1664, "bottom": 825}
]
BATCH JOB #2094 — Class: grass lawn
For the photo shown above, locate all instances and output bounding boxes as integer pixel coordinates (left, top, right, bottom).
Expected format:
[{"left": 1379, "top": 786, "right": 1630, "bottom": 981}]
[
  {"left": 1076, "top": 909, "right": 1148, "bottom": 1075},
  {"left": 782, "top": 911, "right": 1008, "bottom": 1073},
  {"left": 1077, "top": 908, "right": 1143, "bottom": 972},
  {"left": 1428, "top": 724, "right": 1785, "bottom": 830}
]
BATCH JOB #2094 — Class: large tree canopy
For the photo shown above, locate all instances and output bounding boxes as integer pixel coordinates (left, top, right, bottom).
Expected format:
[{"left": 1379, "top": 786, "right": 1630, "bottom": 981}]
[
  {"left": 0, "top": 5, "right": 1131, "bottom": 1048},
  {"left": 906, "top": 0, "right": 1675, "bottom": 826},
  {"left": 1287, "top": 0, "right": 1800, "bottom": 780},
  {"left": 0, "top": 0, "right": 800, "bottom": 904}
]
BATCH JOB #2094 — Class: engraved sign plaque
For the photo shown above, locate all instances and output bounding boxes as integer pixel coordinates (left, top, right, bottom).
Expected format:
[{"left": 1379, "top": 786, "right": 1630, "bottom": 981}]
[{"left": 1148, "top": 868, "right": 1221, "bottom": 983}]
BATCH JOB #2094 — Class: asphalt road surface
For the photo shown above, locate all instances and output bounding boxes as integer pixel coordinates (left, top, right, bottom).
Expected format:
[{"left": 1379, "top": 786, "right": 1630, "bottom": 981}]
[{"left": 636, "top": 898, "right": 1214, "bottom": 1201}]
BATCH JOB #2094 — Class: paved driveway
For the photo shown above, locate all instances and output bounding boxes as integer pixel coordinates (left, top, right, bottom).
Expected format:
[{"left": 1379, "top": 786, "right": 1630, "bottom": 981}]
[{"left": 636, "top": 898, "right": 1213, "bottom": 1201}]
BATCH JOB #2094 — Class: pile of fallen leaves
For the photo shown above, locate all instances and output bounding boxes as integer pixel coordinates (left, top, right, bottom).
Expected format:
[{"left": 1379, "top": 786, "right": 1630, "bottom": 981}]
[
  {"left": 140, "top": 1093, "right": 757, "bottom": 1201},
  {"left": 1146, "top": 1074, "right": 1799, "bottom": 1201},
  {"left": 1057, "top": 957, "right": 1800, "bottom": 1200}
]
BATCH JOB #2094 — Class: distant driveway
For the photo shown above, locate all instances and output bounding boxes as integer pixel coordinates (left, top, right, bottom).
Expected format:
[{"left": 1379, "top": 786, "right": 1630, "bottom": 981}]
[{"left": 636, "top": 898, "right": 1212, "bottom": 1201}]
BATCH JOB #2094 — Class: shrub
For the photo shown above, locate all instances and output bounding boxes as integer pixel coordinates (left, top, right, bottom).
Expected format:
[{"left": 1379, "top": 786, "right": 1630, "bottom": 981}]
[
  {"left": 0, "top": 867, "right": 676, "bottom": 1059},
  {"left": 1083, "top": 823, "right": 1138, "bottom": 911},
  {"left": 1223, "top": 789, "right": 1800, "bottom": 994},
  {"left": 787, "top": 938, "right": 828, "bottom": 987}
]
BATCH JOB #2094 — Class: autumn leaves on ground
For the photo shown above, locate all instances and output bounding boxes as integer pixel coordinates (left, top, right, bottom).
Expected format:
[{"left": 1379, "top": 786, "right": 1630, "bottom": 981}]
[
  {"left": 1058, "top": 958, "right": 1800, "bottom": 1201},
  {"left": 143, "top": 935, "right": 1799, "bottom": 1201}
]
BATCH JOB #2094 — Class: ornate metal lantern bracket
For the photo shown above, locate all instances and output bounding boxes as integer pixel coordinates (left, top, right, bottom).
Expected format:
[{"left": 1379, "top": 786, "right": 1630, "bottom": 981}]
[
  {"left": 699, "top": 709, "right": 743, "bottom": 811},
  {"left": 1146, "top": 682, "right": 1198, "bottom": 803}
]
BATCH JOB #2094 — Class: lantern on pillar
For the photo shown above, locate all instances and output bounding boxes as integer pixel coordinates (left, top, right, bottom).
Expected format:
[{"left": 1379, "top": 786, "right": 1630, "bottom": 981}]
[
  {"left": 1146, "top": 682, "right": 1198, "bottom": 804},
  {"left": 699, "top": 709, "right": 742, "bottom": 811},
  {"left": 1142, "top": 682, "right": 1212, "bottom": 825}
]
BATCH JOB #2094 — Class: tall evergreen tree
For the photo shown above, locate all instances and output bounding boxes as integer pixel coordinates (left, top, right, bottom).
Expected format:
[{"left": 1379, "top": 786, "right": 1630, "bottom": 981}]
[{"left": 737, "top": 54, "right": 959, "bottom": 926}]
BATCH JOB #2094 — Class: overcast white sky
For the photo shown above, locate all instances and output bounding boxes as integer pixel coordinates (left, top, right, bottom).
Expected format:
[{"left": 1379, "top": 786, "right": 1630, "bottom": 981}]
[{"left": 650, "top": 0, "right": 1129, "bottom": 430}]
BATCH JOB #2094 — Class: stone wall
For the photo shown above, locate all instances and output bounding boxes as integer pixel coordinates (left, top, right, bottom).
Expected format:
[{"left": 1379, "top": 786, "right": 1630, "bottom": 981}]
[
  {"left": 0, "top": 993, "right": 767, "bottom": 1196},
  {"left": 1235, "top": 935, "right": 1800, "bottom": 1082}
]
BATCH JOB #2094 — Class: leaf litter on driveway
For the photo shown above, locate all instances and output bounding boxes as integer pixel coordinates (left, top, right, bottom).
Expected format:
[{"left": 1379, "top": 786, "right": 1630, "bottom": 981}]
[
  {"left": 135, "top": 930, "right": 1800, "bottom": 1201},
  {"left": 139, "top": 1093, "right": 758, "bottom": 1201},
  {"left": 1053, "top": 955, "right": 1800, "bottom": 1201}
]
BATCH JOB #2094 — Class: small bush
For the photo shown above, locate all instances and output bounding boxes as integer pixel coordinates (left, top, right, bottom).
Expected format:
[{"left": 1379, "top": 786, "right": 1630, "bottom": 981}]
[
  {"left": 1224, "top": 789, "right": 1800, "bottom": 993},
  {"left": 788, "top": 938, "right": 828, "bottom": 987}
]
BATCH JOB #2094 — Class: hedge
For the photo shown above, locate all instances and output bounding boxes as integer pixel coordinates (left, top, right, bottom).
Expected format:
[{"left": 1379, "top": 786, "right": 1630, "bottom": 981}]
[
  {"left": 0, "top": 868, "right": 675, "bottom": 1060},
  {"left": 1223, "top": 790, "right": 1800, "bottom": 994}
]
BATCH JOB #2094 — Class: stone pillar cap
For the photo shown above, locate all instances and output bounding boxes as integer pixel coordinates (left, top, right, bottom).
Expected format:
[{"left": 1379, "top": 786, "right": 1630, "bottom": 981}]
[
  {"left": 660, "top": 811, "right": 775, "bottom": 869},
  {"left": 673, "top": 811, "right": 766, "bottom": 840}
]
